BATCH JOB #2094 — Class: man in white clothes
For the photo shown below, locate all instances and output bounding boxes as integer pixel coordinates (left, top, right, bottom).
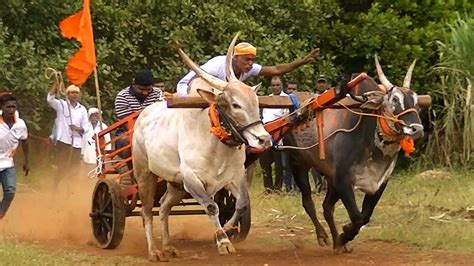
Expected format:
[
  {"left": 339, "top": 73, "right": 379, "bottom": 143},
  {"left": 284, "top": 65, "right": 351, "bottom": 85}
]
[
  {"left": 82, "top": 108, "right": 111, "bottom": 165},
  {"left": 0, "top": 94, "right": 29, "bottom": 219},
  {"left": 47, "top": 79, "right": 89, "bottom": 182},
  {"left": 259, "top": 76, "right": 289, "bottom": 192},
  {"left": 176, "top": 42, "right": 319, "bottom": 96}
]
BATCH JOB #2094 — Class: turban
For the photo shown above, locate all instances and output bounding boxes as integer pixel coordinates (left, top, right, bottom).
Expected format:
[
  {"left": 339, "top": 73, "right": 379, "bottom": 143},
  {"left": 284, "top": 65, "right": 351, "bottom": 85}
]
[
  {"left": 234, "top": 42, "right": 257, "bottom": 56},
  {"left": 88, "top": 107, "right": 101, "bottom": 116},
  {"left": 66, "top": 84, "right": 80, "bottom": 93}
]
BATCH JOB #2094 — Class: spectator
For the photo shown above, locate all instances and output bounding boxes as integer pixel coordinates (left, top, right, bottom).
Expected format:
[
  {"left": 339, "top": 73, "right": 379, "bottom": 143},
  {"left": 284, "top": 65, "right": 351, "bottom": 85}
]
[
  {"left": 47, "top": 79, "right": 89, "bottom": 182},
  {"left": 81, "top": 108, "right": 111, "bottom": 165},
  {"left": 282, "top": 81, "right": 299, "bottom": 192},
  {"left": 259, "top": 76, "right": 289, "bottom": 192},
  {"left": 314, "top": 74, "right": 329, "bottom": 95},
  {"left": 176, "top": 42, "right": 319, "bottom": 96},
  {"left": 0, "top": 95, "right": 29, "bottom": 219},
  {"left": 286, "top": 80, "right": 298, "bottom": 95},
  {"left": 311, "top": 74, "right": 329, "bottom": 193}
]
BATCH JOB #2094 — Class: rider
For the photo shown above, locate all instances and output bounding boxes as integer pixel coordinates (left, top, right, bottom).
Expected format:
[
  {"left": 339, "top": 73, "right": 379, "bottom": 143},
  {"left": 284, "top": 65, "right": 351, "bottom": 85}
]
[{"left": 176, "top": 42, "right": 320, "bottom": 96}]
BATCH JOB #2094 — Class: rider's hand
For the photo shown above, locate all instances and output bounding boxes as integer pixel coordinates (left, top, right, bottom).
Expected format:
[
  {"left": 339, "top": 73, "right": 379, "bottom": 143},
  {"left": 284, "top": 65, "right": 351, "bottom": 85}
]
[{"left": 303, "top": 48, "right": 320, "bottom": 64}]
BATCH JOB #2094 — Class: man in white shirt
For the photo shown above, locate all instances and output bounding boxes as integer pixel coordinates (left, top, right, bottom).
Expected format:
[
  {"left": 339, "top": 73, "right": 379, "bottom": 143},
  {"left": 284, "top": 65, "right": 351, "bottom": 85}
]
[
  {"left": 176, "top": 42, "right": 320, "bottom": 96},
  {"left": 47, "top": 80, "right": 89, "bottom": 182},
  {"left": 0, "top": 95, "right": 29, "bottom": 219},
  {"left": 260, "top": 76, "right": 289, "bottom": 192}
]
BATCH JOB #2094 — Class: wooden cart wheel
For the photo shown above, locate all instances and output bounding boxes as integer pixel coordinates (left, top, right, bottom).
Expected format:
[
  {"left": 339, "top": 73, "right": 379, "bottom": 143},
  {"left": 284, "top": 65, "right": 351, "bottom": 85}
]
[
  {"left": 90, "top": 179, "right": 126, "bottom": 249},
  {"left": 214, "top": 189, "right": 251, "bottom": 242}
]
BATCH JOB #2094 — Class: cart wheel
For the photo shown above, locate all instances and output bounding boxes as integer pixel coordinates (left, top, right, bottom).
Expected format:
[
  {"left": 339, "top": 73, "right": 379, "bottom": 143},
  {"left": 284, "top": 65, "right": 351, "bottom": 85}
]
[
  {"left": 90, "top": 179, "right": 126, "bottom": 249},
  {"left": 214, "top": 189, "right": 251, "bottom": 242}
]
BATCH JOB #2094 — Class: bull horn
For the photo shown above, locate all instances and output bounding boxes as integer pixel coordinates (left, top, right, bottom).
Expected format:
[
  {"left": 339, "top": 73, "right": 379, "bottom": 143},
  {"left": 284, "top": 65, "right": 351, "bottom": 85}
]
[
  {"left": 172, "top": 40, "right": 227, "bottom": 91},
  {"left": 225, "top": 32, "right": 240, "bottom": 82},
  {"left": 374, "top": 55, "right": 394, "bottom": 90},
  {"left": 403, "top": 59, "right": 417, "bottom": 88}
]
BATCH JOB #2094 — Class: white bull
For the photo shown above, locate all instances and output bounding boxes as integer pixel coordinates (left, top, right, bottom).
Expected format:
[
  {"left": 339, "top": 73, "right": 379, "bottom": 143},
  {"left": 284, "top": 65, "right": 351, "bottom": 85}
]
[{"left": 132, "top": 34, "right": 272, "bottom": 261}]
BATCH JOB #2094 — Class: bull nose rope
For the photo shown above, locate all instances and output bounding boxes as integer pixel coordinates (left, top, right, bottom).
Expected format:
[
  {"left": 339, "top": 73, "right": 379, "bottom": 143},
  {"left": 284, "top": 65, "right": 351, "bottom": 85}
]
[{"left": 339, "top": 102, "right": 418, "bottom": 157}]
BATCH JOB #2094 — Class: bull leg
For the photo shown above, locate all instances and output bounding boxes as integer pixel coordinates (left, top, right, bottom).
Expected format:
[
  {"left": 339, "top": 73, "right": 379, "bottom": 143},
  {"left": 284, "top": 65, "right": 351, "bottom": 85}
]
[
  {"left": 160, "top": 183, "right": 187, "bottom": 258},
  {"left": 322, "top": 180, "right": 342, "bottom": 251},
  {"left": 136, "top": 172, "right": 167, "bottom": 261},
  {"left": 343, "top": 181, "right": 388, "bottom": 236},
  {"left": 182, "top": 172, "right": 236, "bottom": 255},
  {"left": 292, "top": 166, "right": 329, "bottom": 247},
  {"left": 334, "top": 174, "right": 364, "bottom": 252},
  {"left": 222, "top": 177, "right": 249, "bottom": 234}
]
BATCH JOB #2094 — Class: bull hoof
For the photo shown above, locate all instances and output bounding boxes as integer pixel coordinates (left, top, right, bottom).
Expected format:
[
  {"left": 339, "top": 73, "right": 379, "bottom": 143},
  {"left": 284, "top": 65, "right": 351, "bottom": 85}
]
[
  {"left": 163, "top": 245, "right": 179, "bottom": 258},
  {"left": 148, "top": 250, "right": 169, "bottom": 262},
  {"left": 333, "top": 236, "right": 352, "bottom": 254},
  {"left": 317, "top": 235, "right": 331, "bottom": 247},
  {"left": 217, "top": 241, "right": 236, "bottom": 255}
]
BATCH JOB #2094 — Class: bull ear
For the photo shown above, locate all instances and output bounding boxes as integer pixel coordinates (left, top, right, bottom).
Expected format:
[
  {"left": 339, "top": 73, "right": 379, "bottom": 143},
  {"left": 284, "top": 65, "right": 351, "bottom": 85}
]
[
  {"left": 251, "top": 83, "right": 262, "bottom": 93},
  {"left": 197, "top": 88, "right": 217, "bottom": 104}
]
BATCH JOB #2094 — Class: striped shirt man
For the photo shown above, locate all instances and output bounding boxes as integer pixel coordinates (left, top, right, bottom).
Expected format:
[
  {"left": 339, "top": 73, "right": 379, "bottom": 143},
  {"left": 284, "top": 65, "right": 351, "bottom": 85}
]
[{"left": 114, "top": 86, "right": 164, "bottom": 120}]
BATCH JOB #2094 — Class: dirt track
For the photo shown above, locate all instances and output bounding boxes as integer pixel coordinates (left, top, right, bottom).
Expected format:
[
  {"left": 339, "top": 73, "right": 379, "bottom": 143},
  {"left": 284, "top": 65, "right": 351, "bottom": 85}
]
[{"left": 1, "top": 178, "right": 473, "bottom": 265}]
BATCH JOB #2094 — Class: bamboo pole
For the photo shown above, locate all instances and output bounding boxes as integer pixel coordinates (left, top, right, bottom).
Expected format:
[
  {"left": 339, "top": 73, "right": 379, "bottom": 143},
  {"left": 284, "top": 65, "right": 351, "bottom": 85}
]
[{"left": 93, "top": 66, "right": 103, "bottom": 130}]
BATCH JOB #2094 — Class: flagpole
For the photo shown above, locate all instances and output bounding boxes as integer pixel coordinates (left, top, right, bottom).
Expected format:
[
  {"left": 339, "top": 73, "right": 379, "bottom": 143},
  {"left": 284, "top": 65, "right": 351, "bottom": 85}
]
[{"left": 93, "top": 66, "right": 103, "bottom": 129}]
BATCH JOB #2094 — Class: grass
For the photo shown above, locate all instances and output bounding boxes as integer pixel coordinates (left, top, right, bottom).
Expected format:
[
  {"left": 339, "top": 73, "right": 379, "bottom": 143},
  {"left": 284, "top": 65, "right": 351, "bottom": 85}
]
[
  {"left": 247, "top": 167, "right": 474, "bottom": 252},
  {"left": 0, "top": 238, "right": 147, "bottom": 265},
  {"left": 5, "top": 143, "right": 474, "bottom": 262}
]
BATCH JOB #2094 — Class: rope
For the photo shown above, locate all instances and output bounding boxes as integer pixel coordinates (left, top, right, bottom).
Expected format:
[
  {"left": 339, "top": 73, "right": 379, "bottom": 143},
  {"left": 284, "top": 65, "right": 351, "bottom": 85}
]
[
  {"left": 44, "top": 68, "right": 66, "bottom": 95},
  {"left": 276, "top": 115, "right": 363, "bottom": 150}
]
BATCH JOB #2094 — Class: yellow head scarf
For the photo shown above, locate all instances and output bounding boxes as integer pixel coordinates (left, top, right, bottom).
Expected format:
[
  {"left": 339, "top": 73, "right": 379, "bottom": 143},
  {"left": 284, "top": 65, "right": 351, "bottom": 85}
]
[
  {"left": 234, "top": 42, "right": 257, "bottom": 56},
  {"left": 66, "top": 85, "right": 80, "bottom": 93}
]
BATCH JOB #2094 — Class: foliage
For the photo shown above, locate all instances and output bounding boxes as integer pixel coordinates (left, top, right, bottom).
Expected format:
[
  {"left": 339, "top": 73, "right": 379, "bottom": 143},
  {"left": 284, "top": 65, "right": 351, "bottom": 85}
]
[
  {"left": 427, "top": 14, "right": 474, "bottom": 168},
  {"left": 0, "top": 0, "right": 472, "bottom": 165}
]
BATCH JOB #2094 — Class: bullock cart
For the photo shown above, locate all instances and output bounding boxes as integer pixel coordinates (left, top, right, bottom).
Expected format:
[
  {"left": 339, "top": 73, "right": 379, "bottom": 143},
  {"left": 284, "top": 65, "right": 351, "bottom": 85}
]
[
  {"left": 89, "top": 72, "right": 430, "bottom": 250},
  {"left": 89, "top": 111, "right": 250, "bottom": 249}
]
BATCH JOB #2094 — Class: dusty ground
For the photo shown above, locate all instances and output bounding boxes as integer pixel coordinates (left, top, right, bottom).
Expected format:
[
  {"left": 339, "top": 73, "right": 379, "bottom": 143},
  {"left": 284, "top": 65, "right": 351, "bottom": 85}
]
[{"left": 1, "top": 177, "right": 473, "bottom": 265}]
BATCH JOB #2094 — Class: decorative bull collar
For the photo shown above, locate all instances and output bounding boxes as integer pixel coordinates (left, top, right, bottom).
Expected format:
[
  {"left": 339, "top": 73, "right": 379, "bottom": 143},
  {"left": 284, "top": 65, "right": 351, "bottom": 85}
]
[
  {"left": 208, "top": 104, "right": 262, "bottom": 147},
  {"left": 376, "top": 106, "right": 418, "bottom": 157}
]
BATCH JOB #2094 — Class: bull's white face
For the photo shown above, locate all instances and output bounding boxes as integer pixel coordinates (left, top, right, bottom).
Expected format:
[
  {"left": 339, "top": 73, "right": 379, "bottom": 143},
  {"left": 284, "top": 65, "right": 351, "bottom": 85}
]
[
  {"left": 217, "top": 81, "right": 272, "bottom": 149},
  {"left": 384, "top": 87, "right": 423, "bottom": 139},
  {"left": 375, "top": 55, "right": 424, "bottom": 140}
]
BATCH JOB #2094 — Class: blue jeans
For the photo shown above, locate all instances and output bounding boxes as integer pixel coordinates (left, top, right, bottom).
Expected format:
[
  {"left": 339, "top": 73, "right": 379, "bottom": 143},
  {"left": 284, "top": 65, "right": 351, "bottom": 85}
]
[
  {"left": 0, "top": 167, "right": 16, "bottom": 217},
  {"left": 282, "top": 151, "right": 295, "bottom": 192}
]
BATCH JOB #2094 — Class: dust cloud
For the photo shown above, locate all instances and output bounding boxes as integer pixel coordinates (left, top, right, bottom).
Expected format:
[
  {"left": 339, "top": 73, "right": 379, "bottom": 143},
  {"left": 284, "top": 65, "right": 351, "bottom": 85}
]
[{"left": 0, "top": 166, "right": 216, "bottom": 251}]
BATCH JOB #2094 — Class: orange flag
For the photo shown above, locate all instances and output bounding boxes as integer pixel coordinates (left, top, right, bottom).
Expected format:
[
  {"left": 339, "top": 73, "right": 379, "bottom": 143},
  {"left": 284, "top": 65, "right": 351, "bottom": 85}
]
[{"left": 59, "top": 0, "right": 96, "bottom": 86}]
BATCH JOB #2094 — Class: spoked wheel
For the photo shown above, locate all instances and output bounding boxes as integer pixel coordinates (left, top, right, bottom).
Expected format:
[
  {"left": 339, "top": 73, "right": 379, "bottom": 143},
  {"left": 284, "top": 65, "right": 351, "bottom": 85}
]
[
  {"left": 214, "top": 189, "right": 251, "bottom": 242},
  {"left": 90, "top": 179, "right": 126, "bottom": 249}
]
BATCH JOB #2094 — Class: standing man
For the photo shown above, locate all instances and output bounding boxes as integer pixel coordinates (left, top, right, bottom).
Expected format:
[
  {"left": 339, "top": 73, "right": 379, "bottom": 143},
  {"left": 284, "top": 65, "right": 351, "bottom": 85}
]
[
  {"left": 312, "top": 74, "right": 328, "bottom": 193},
  {"left": 282, "top": 81, "right": 299, "bottom": 192},
  {"left": 286, "top": 80, "right": 298, "bottom": 95},
  {"left": 259, "top": 76, "right": 289, "bottom": 193},
  {"left": 176, "top": 42, "right": 319, "bottom": 96},
  {"left": 314, "top": 74, "right": 329, "bottom": 95},
  {"left": 0, "top": 95, "right": 29, "bottom": 219},
  {"left": 47, "top": 80, "right": 89, "bottom": 181}
]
